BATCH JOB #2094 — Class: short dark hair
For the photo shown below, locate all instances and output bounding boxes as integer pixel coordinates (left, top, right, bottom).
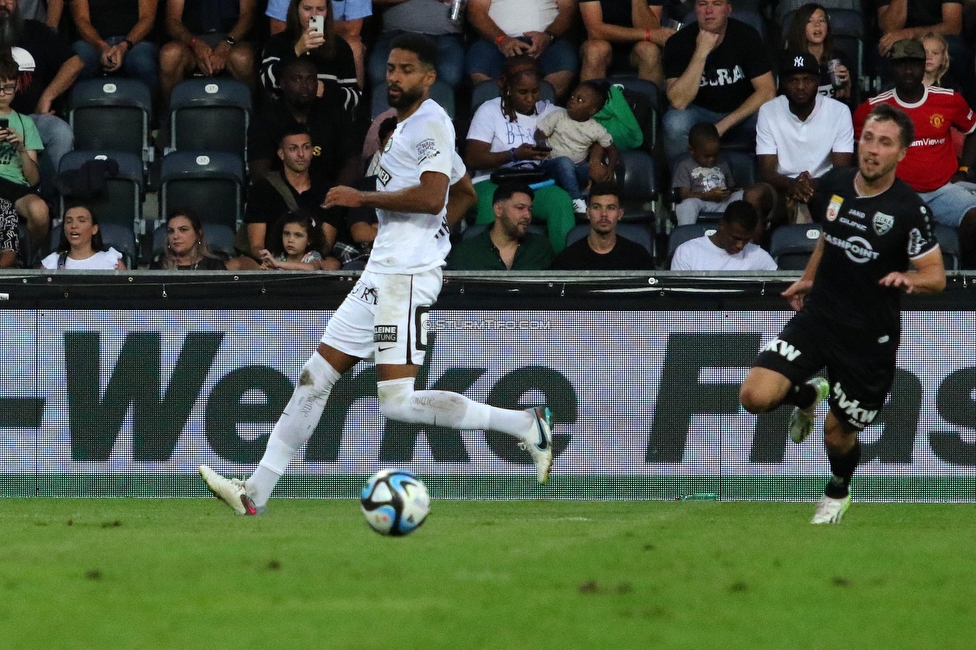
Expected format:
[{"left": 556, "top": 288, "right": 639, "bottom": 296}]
[
  {"left": 493, "top": 182, "right": 534, "bottom": 204},
  {"left": 281, "top": 56, "right": 317, "bottom": 77},
  {"left": 721, "top": 200, "right": 759, "bottom": 232},
  {"left": 865, "top": 103, "right": 915, "bottom": 149},
  {"left": 0, "top": 52, "right": 17, "bottom": 82},
  {"left": 587, "top": 182, "right": 620, "bottom": 204},
  {"left": 266, "top": 210, "right": 324, "bottom": 257},
  {"left": 688, "top": 122, "right": 720, "bottom": 150},
  {"left": 278, "top": 123, "right": 311, "bottom": 148},
  {"left": 390, "top": 33, "right": 438, "bottom": 70},
  {"left": 579, "top": 79, "right": 610, "bottom": 108}
]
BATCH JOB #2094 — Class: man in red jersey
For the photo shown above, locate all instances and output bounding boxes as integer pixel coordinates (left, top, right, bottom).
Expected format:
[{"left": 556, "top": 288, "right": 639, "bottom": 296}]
[{"left": 854, "top": 39, "right": 976, "bottom": 267}]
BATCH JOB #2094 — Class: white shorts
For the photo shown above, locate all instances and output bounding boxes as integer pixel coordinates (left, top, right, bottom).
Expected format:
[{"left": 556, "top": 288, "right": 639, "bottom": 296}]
[{"left": 321, "top": 268, "right": 442, "bottom": 365}]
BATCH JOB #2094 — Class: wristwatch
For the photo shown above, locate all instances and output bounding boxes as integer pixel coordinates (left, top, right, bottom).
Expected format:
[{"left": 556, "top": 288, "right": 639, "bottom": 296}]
[{"left": 224, "top": 35, "right": 237, "bottom": 45}]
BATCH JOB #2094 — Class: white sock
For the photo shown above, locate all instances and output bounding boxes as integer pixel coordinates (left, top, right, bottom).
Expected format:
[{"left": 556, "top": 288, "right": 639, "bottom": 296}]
[
  {"left": 246, "top": 352, "right": 341, "bottom": 508},
  {"left": 376, "top": 378, "right": 537, "bottom": 442}
]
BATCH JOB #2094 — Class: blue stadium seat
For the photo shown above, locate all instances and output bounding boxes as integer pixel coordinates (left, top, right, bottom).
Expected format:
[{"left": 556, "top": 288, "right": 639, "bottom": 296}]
[
  {"left": 614, "top": 149, "right": 658, "bottom": 223},
  {"left": 770, "top": 223, "right": 823, "bottom": 270},
  {"left": 371, "top": 79, "right": 456, "bottom": 119},
  {"left": 667, "top": 223, "right": 716, "bottom": 268},
  {"left": 69, "top": 79, "right": 153, "bottom": 173},
  {"left": 159, "top": 152, "right": 244, "bottom": 259},
  {"left": 775, "top": 0, "right": 862, "bottom": 22},
  {"left": 565, "top": 222, "right": 653, "bottom": 256},
  {"left": 933, "top": 224, "right": 961, "bottom": 271},
  {"left": 166, "top": 79, "right": 252, "bottom": 161},
  {"left": 58, "top": 151, "right": 144, "bottom": 233},
  {"left": 470, "top": 79, "right": 557, "bottom": 113}
]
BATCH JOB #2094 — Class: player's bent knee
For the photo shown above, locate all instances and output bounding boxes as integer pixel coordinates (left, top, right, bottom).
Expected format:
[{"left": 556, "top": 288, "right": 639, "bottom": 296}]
[
  {"left": 298, "top": 352, "right": 337, "bottom": 397},
  {"left": 376, "top": 377, "right": 416, "bottom": 422},
  {"left": 739, "top": 384, "right": 777, "bottom": 414}
]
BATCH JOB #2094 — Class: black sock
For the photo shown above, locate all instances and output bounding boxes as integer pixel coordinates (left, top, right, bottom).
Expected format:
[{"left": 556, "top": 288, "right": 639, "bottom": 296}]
[
  {"left": 824, "top": 440, "right": 861, "bottom": 498},
  {"left": 787, "top": 381, "right": 818, "bottom": 410}
]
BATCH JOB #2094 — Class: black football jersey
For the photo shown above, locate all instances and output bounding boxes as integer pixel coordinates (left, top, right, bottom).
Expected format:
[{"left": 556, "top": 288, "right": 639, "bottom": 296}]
[{"left": 805, "top": 168, "right": 938, "bottom": 342}]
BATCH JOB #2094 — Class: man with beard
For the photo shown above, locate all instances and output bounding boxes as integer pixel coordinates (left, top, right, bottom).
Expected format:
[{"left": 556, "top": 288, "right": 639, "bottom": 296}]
[
  {"left": 447, "top": 182, "right": 554, "bottom": 270},
  {"left": 247, "top": 56, "right": 359, "bottom": 185},
  {"left": 200, "top": 35, "right": 554, "bottom": 515},
  {"left": 739, "top": 103, "right": 946, "bottom": 524},
  {"left": 854, "top": 39, "right": 976, "bottom": 268},
  {"left": 0, "top": 0, "right": 80, "bottom": 243},
  {"left": 243, "top": 124, "right": 345, "bottom": 267},
  {"left": 756, "top": 52, "right": 854, "bottom": 226},
  {"left": 550, "top": 181, "right": 652, "bottom": 269}
]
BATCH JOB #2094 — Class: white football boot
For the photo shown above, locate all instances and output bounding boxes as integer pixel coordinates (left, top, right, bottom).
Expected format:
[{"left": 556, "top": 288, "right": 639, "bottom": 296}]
[
  {"left": 810, "top": 495, "right": 851, "bottom": 524},
  {"left": 519, "top": 406, "right": 553, "bottom": 484},
  {"left": 789, "top": 377, "right": 830, "bottom": 444},
  {"left": 199, "top": 465, "right": 260, "bottom": 515}
]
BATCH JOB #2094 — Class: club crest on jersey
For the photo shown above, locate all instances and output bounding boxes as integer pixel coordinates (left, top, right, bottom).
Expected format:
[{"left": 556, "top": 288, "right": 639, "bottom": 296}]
[
  {"left": 826, "top": 195, "right": 843, "bottom": 222},
  {"left": 377, "top": 165, "right": 392, "bottom": 186},
  {"left": 873, "top": 211, "right": 894, "bottom": 235},
  {"left": 929, "top": 113, "right": 945, "bottom": 128}
]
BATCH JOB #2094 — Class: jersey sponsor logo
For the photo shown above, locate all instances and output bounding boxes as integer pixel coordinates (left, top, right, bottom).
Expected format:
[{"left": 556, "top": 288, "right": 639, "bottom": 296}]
[
  {"left": 907, "top": 227, "right": 926, "bottom": 257},
  {"left": 351, "top": 280, "right": 378, "bottom": 304},
  {"left": 824, "top": 233, "right": 879, "bottom": 263},
  {"left": 374, "top": 325, "right": 398, "bottom": 343},
  {"left": 826, "top": 195, "right": 843, "bottom": 222},
  {"left": 377, "top": 165, "right": 392, "bottom": 187},
  {"left": 761, "top": 337, "right": 802, "bottom": 361},
  {"left": 839, "top": 216, "right": 866, "bottom": 231},
  {"left": 929, "top": 113, "right": 945, "bottom": 128},
  {"left": 910, "top": 137, "right": 946, "bottom": 147},
  {"left": 699, "top": 65, "right": 745, "bottom": 87},
  {"left": 873, "top": 211, "right": 894, "bottom": 236},
  {"left": 832, "top": 382, "right": 879, "bottom": 425},
  {"left": 847, "top": 209, "right": 866, "bottom": 219},
  {"left": 416, "top": 138, "right": 441, "bottom": 164}
]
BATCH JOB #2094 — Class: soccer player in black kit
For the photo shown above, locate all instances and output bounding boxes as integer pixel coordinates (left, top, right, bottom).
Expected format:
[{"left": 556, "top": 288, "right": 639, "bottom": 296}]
[{"left": 739, "top": 103, "right": 946, "bottom": 524}]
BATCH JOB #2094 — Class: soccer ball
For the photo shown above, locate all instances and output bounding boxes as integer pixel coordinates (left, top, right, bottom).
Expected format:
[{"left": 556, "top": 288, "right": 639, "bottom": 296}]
[{"left": 360, "top": 469, "right": 430, "bottom": 536}]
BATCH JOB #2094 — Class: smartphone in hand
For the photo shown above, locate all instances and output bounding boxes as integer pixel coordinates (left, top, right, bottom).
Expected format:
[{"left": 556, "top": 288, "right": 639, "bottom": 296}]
[
  {"left": 532, "top": 144, "right": 552, "bottom": 152},
  {"left": 309, "top": 15, "right": 324, "bottom": 34},
  {"left": 0, "top": 118, "right": 9, "bottom": 129}
]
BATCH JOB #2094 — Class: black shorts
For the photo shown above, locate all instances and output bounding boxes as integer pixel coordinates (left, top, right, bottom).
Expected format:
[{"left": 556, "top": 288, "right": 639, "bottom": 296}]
[{"left": 753, "top": 309, "right": 897, "bottom": 431}]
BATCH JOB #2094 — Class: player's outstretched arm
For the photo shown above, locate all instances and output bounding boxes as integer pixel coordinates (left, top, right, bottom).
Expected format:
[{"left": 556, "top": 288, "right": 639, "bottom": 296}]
[
  {"left": 879, "top": 246, "right": 947, "bottom": 294},
  {"left": 324, "top": 171, "right": 450, "bottom": 215},
  {"left": 781, "top": 235, "right": 824, "bottom": 310}
]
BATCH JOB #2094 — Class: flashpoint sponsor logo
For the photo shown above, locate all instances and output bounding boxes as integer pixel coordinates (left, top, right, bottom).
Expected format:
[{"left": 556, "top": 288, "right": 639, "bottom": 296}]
[
  {"left": 428, "top": 318, "right": 552, "bottom": 331},
  {"left": 762, "top": 337, "right": 801, "bottom": 361},
  {"left": 832, "top": 382, "right": 878, "bottom": 425},
  {"left": 824, "top": 233, "right": 879, "bottom": 263}
]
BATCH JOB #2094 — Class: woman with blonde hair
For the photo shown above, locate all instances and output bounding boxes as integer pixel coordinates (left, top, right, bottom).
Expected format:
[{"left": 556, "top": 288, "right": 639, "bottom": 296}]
[{"left": 921, "top": 32, "right": 950, "bottom": 88}]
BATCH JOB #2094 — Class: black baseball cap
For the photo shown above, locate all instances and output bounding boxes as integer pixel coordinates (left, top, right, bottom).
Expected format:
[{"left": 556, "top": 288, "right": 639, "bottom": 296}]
[{"left": 781, "top": 52, "right": 820, "bottom": 77}]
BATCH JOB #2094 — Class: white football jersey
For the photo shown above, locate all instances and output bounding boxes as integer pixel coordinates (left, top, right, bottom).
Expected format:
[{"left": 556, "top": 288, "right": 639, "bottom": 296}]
[{"left": 368, "top": 99, "right": 456, "bottom": 274}]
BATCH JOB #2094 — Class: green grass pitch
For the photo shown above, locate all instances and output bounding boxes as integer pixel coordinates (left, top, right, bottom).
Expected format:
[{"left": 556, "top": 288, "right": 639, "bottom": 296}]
[{"left": 3, "top": 499, "right": 976, "bottom": 649}]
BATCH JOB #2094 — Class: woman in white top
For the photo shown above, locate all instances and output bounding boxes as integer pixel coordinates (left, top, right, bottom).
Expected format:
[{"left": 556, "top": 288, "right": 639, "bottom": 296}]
[
  {"left": 465, "top": 59, "right": 574, "bottom": 253},
  {"left": 41, "top": 204, "right": 125, "bottom": 270}
]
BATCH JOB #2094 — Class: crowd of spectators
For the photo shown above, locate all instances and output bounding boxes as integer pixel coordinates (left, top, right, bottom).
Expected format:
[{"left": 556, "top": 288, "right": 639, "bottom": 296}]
[{"left": 0, "top": 0, "right": 974, "bottom": 272}]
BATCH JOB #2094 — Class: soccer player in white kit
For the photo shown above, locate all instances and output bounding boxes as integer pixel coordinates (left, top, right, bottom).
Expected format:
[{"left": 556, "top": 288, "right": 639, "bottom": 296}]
[{"left": 200, "top": 34, "right": 554, "bottom": 515}]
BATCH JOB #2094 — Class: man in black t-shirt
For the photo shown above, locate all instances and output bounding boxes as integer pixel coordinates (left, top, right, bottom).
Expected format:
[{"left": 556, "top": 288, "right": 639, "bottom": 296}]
[
  {"left": 550, "top": 182, "right": 653, "bottom": 270},
  {"left": 661, "top": 0, "right": 774, "bottom": 162},
  {"left": 739, "top": 104, "right": 946, "bottom": 524},
  {"left": 248, "top": 57, "right": 360, "bottom": 186},
  {"left": 244, "top": 125, "right": 344, "bottom": 268}
]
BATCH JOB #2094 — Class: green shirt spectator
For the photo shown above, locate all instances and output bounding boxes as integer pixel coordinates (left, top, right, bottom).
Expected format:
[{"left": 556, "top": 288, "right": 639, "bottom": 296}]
[
  {"left": 0, "top": 110, "right": 43, "bottom": 187},
  {"left": 449, "top": 227, "right": 554, "bottom": 270}
]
